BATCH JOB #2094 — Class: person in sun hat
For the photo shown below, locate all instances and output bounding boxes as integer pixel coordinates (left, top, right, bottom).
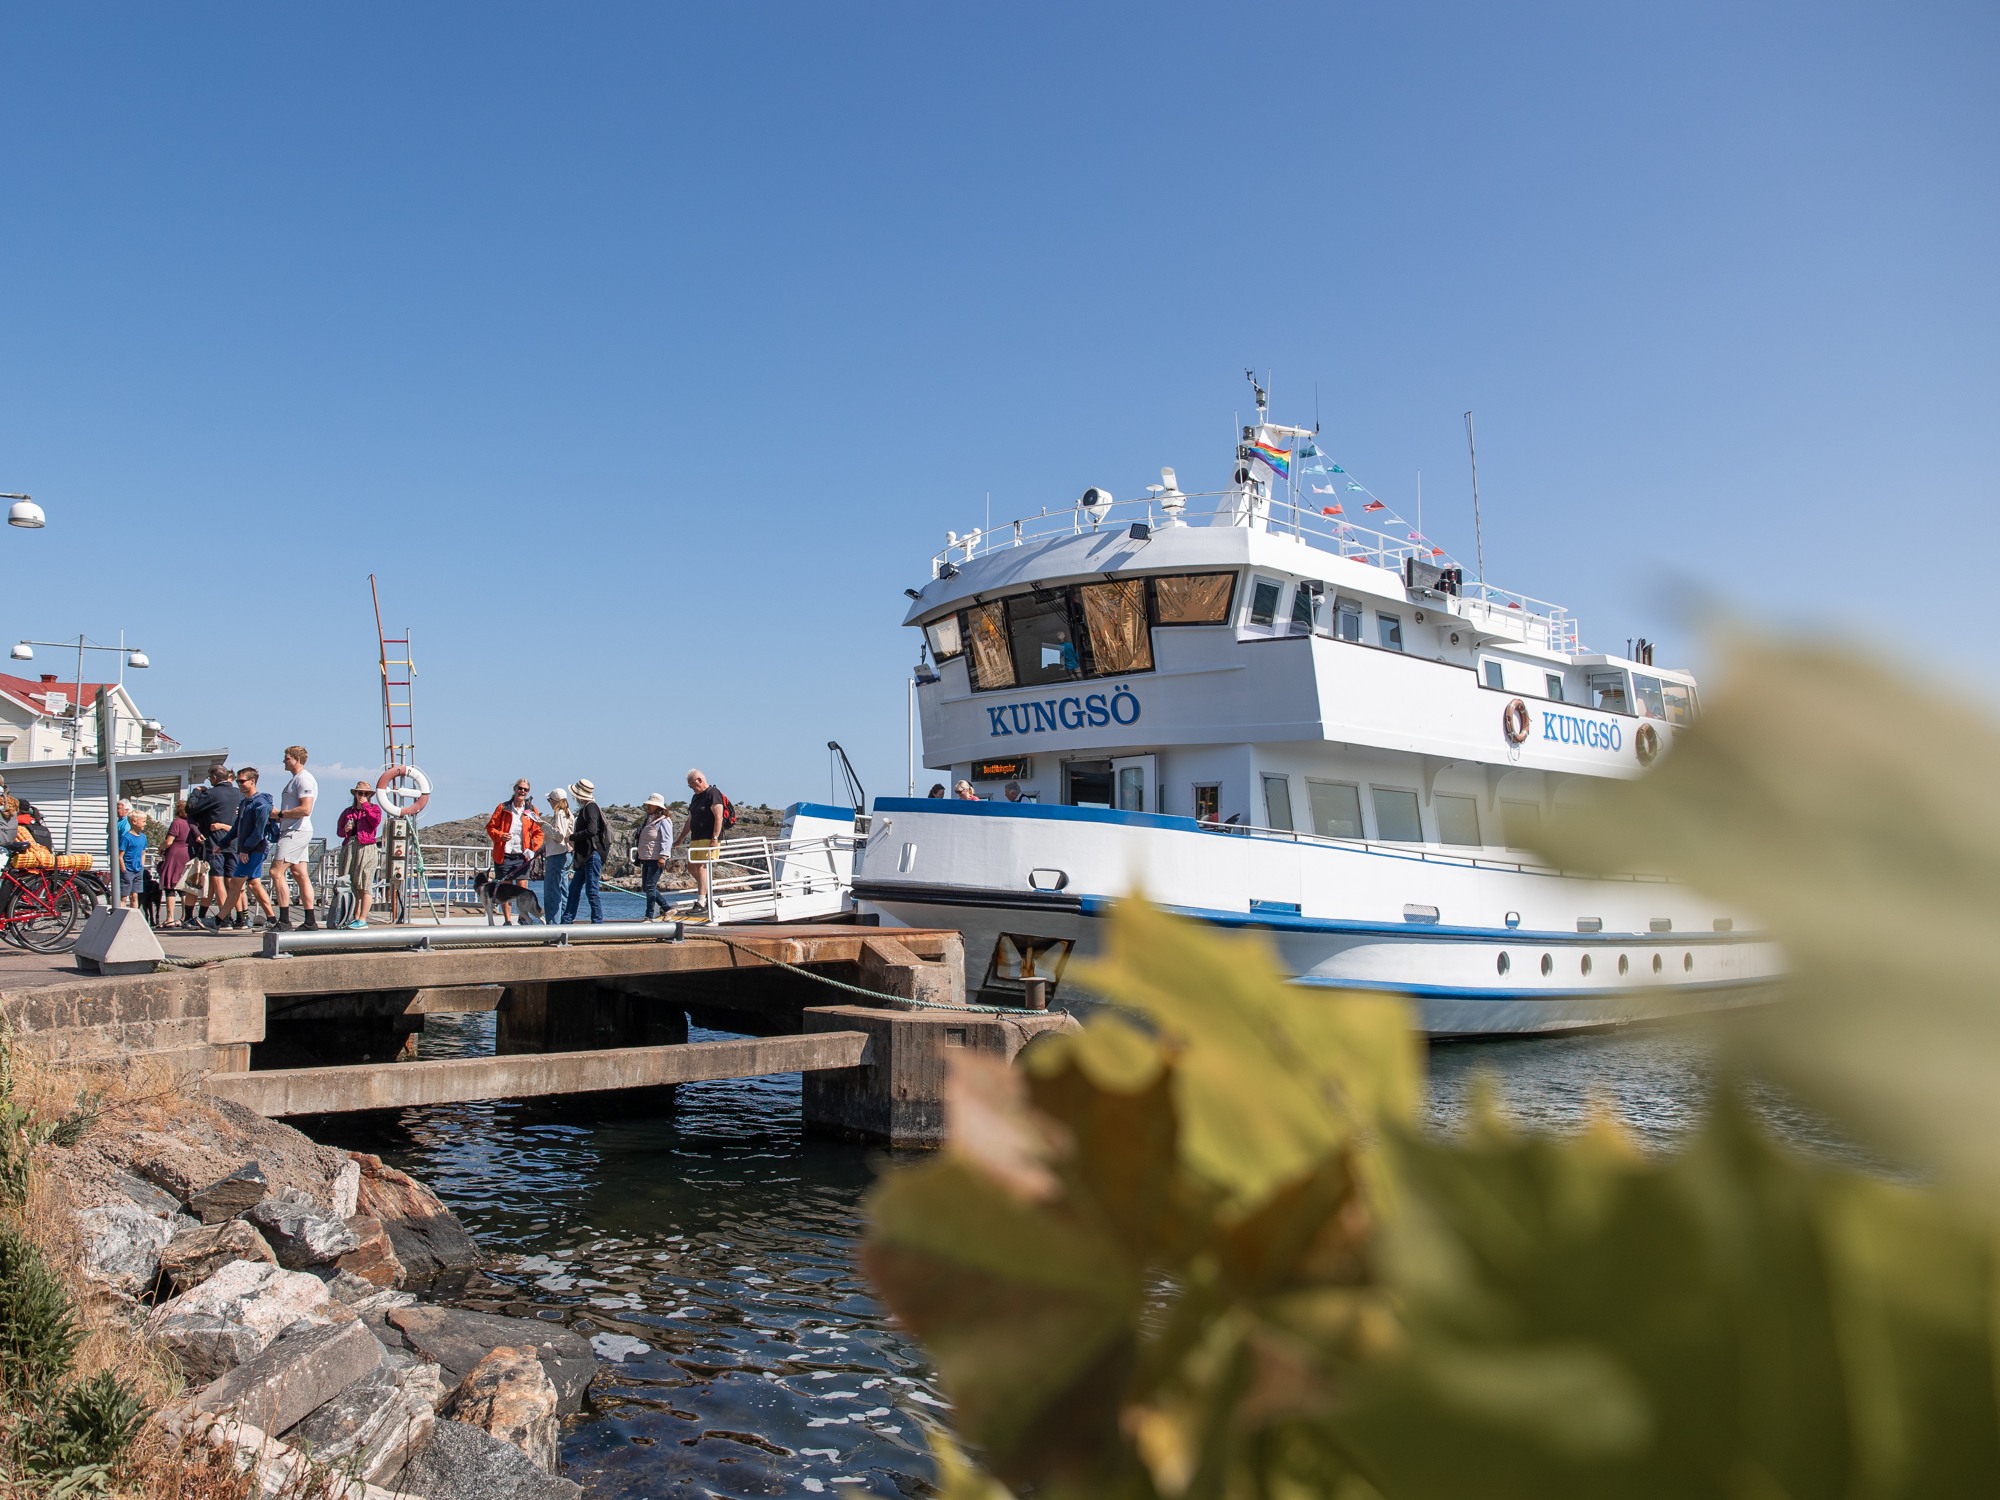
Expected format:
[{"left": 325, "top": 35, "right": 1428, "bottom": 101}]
[
  {"left": 635, "top": 792, "right": 678, "bottom": 922},
  {"left": 560, "top": 777, "right": 611, "bottom": 924},
  {"left": 541, "top": 784, "right": 574, "bottom": 925},
  {"left": 334, "top": 780, "right": 384, "bottom": 930}
]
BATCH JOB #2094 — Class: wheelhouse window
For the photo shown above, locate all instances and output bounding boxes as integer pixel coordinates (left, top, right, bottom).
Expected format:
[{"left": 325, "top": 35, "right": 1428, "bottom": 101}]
[
  {"left": 1435, "top": 793, "right": 1481, "bottom": 846},
  {"left": 1378, "top": 613, "right": 1404, "bottom": 651},
  {"left": 924, "top": 614, "right": 963, "bottom": 661},
  {"left": 1261, "top": 774, "right": 1295, "bottom": 832},
  {"left": 963, "top": 601, "right": 1014, "bottom": 690},
  {"left": 1150, "top": 572, "right": 1235, "bottom": 625},
  {"left": 1545, "top": 673, "right": 1565, "bottom": 702},
  {"left": 1371, "top": 787, "right": 1422, "bottom": 842},
  {"left": 1290, "top": 582, "right": 1324, "bottom": 636},
  {"left": 1587, "top": 669, "right": 1629, "bottom": 714},
  {"left": 1483, "top": 661, "right": 1504, "bottom": 690},
  {"left": 1335, "top": 598, "right": 1364, "bottom": 643},
  {"left": 1306, "top": 780, "right": 1363, "bottom": 839},
  {"left": 1078, "top": 580, "right": 1152, "bottom": 676},
  {"left": 1008, "top": 592, "right": 1081, "bottom": 687},
  {"left": 1632, "top": 673, "right": 1668, "bottom": 721},
  {"left": 1246, "top": 577, "right": 1284, "bottom": 631},
  {"left": 1661, "top": 681, "right": 1696, "bottom": 726}
]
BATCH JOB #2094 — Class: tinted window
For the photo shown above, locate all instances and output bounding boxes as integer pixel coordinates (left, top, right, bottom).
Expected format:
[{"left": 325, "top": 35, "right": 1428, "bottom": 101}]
[
  {"left": 1378, "top": 614, "right": 1403, "bottom": 651},
  {"left": 1336, "top": 600, "right": 1363, "bottom": 642},
  {"left": 1372, "top": 787, "right": 1422, "bottom": 841},
  {"left": 1007, "top": 593, "right": 1081, "bottom": 688},
  {"left": 963, "top": 601, "right": 1014, "bottom": 690},
  {"left": 1307, "top": 780, "right": 1364, "bottom": 839},
  {"left": 1484, "top": 661, "right": 1504, "bottom": 690},
  {"left": 1078, "top": 580, "right": 1152, "bottom": 676},
  {"left": 1545, "top": 673, "right": 1565, "bottom": 702},
  {"left": 1249, "top": 579, "right": 1283, "bottom": 627},
  {"left": 1151, "top": 573, "right": 1235, "bottom": 625}
]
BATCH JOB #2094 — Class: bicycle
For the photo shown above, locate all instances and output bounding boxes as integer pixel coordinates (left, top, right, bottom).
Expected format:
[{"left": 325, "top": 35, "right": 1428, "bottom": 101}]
[{"left": 0, "top": 861, "right": 93, "bottom": 952}]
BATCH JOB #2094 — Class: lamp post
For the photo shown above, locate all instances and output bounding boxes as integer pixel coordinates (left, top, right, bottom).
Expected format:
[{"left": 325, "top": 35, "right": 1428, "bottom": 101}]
[
  {"left": 0, "top": 494, "right": 46, "bottom": 530},
  {"left": 8, "top": 636, "right": 151, "bottom": 861}
]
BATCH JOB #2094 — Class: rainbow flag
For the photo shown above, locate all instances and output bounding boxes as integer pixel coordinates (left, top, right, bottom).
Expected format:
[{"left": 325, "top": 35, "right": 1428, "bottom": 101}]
[{"left": 1248, "top": 438, "right": 1290, "bottom": 478}]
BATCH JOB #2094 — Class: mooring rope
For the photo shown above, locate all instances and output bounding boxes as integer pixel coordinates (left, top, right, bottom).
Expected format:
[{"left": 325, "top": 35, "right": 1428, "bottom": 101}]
[{"left": 679, "top": 930, "right": 1060, "bottom": 1017}]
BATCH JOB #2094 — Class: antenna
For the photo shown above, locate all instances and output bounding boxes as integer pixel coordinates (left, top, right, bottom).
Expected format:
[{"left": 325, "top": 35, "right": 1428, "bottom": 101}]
[
  {"left": 1463, "top": 412, "right": 1487, "bottom": 585},
  {"left": 1245, "top": 368, "right": 1267, "bottom": 418},
  {"left": 1416, "top": 470, "right": 1422, "bottom": 544}
]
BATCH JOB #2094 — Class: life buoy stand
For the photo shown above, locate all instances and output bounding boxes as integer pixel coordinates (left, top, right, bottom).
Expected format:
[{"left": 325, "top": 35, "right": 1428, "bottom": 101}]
[
  {"left": 1635, "top": 723, "right": 1661, "bottom": 767},
  {"left": 1501, "top": 698, "right": 1530, "bottom": 745},
  {"left": 375, "top": 764, "right": 432, "bottom": 820}
]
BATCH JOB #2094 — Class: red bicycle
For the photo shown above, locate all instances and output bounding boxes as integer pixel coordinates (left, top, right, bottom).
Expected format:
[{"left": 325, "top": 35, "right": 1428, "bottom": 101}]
[{"left": 0, "top": 861, "right": 100, "bottom": 952}]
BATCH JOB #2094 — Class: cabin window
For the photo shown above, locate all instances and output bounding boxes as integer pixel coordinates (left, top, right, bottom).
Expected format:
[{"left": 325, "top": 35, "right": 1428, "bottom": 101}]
[
  {"left": 1546, "top": 673, "right": 1565, "bottom": 702},
  {"left": 1435, "top": 794, "right": 1482, "bottom": 846},
  {"left": 1483, "top": 661, "right": 1504, "bottom": 691},
  {"left": 1587, "top": 669, "right": 1629, "bottom": 715},
  {"left": 963, "top": 601, "right": 1015, "bottom": 690},
  {"left": 1377, "top": 614, "right": 1403, "bottom": 651},
  {"left": 1632, "top": 673, "right": 1668, "bottom": 721},
  {"left": 1371, "top": 787, "right": 1423, "bottom": 842},
  {"left": 1247, "top": 577, "right": 1284, "bottom": 630},
  {"left": 1501, "top": 799, "right": 1542, "bottom": 846},
  {"left": 1150, "top": 572, "right": 1236, "bottom": 625},
  {"left": 1307, "top": 780, "right": 1364, "bottom": 839},
  {"left": 1262, "top": 774, "right": 1295, "bottom": 832},
  {"left": 1335, "top": 598, "right": 1364, "bottom": 643},
  {"left": 1193, "top": 783, "right": 1222, "bottom": 826},
  {"left": 925, "top": 615, "right": 963, "bottom": 661},
  {"left": 1008, "top": 592, "right": 1081, "bottom": 688},
  {"left": 1661, "top": 682, "right": 1696, "bottom": 726},
  {"left": 1290, "top": 582, "right": 1324, "bottom": 636},
  {"left": 1077, "top": 580, "right": 1153, "bottom": 676},
  {"left": 1064, "top": 760, "right": 1113, "bottom": 809}
]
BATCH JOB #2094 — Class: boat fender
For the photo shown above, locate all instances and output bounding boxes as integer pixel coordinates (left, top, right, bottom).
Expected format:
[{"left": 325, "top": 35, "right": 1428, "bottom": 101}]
[
  {"left": 1635, "top": 722, "right": 1661, "bottom": 766},
  {"left": 1502, "top": 698, "right": 1531, "bottom": 745},
  {"left": 375, "top": 764, "right": 432, "bottom": 820}
]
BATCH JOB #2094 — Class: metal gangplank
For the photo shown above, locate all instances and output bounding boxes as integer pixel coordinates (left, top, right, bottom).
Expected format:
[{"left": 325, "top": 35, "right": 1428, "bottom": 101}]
[{"left": 702, "top": 823, "right": 863, "bottom": 924}]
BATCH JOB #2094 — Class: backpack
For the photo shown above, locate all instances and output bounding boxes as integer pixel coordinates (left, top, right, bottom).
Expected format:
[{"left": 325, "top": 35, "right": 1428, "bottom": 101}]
[{"left": 717, "top": 791, "right": 736, "bottom": 834}]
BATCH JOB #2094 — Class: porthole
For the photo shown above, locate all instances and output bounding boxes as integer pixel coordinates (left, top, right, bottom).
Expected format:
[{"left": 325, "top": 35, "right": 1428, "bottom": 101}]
[
  {"left": 1581, "top": 954, "right": 1593, "bottom": 977},
  {"left": 1683, "top": 952, "right": 1693, "bottom": 972},
  {"left": 1618, "top": 954, "right": 1630, "bottom": 975},
  {"left": 1540, "top": 953, "right": 1553, "bottom": 977},
  {"left": 1652, "top": 953, "right": 1664, "bottom": 974},
  {"left": 1497, "top": 951, "right": 1511, "bottom": 975}
]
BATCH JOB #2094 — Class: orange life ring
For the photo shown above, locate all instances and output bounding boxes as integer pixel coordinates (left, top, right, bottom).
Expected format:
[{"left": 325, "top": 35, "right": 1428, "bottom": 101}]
[
  {"left": 375, "top": 765, "right": 431, "bottom": 820},
  {"left": 1501, "top": 698, "right": 1530, "bottom": 745},
  {"left": 1635, "top": 722, "right": 1660, "bottom": 766}
]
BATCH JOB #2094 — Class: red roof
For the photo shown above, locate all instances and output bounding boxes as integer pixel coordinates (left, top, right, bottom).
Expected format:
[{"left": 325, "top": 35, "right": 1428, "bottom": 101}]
[{"left": 0, "top": 673, "right": 119, "bottom": 715}]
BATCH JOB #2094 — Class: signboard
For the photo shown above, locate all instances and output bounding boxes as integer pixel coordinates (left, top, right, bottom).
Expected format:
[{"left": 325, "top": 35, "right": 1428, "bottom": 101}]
[{"left": 972, "top": 757, "right": 1033, "bottom": 782}]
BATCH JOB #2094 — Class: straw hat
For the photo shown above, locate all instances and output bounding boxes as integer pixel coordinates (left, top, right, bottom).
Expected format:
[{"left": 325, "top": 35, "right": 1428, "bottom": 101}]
[
  {"left": 569, "top": 779, "right": 596, "bottom": 802},
  {"left": 351, "top": 779, "right": 375, "bottom": 794},
  {"left": 642, "top": 793, "right": 668, "bottom": 811}
]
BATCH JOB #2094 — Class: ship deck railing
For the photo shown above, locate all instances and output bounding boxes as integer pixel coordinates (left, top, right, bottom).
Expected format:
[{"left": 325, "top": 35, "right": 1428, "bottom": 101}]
[{"left": 1191, "top": 816, "right": 1672, "bottom": 883}]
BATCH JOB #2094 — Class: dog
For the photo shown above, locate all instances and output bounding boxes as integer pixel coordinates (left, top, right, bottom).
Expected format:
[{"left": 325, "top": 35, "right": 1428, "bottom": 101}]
[
  {"left": 139, "top": 867, "right": 164, "bottom": 927},
  {"left": 474, "top": 865, "right": 544, "bottom": 926}
]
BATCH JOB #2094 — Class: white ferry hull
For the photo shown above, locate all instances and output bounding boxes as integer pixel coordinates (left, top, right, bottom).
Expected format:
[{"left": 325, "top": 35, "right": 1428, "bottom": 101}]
[{"left": 854, "top": 800, "right": 1782, "bottom": 1038}]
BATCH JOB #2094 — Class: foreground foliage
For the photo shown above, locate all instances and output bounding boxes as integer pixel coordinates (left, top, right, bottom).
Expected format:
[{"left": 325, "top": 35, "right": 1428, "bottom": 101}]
[{"left": 864, "top": 639, "right": 2000, "bottom": 1498}]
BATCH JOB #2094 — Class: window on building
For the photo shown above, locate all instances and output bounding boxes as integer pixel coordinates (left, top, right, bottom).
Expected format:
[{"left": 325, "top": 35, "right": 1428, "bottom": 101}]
[
  {"left": 1193, "top": 783, "right": 1221, "bottom": 826},
  {"left": 1307, "top": 780, "right": 1364, "bottom": 839},
  {"left": 1435, "top": 793, "right": 1481, "bottom": 846},
  {"left": 1371, "top": 787, "right": 1423, "bottom": 842},
  {"left": 925, "top": 614, "right": 963, "bottom": 661},
  {"left": 1378, "top": 614, "right": 1403, "bottom": 651},
  {"left": 1290, "top": 582, "right": 1324, "bottom": 636},
  {"left": 1546, "top": 673, "right": 1565, "bottom": 702},
  {"left": 1150, "top": 572, "right": 1235, "bottom": 625},
  {"left": 1501, "top": 799, "right": 1543, "bottom": 846},
  {"left": 1007, "top": 592, "right": 1082, "bottom": 688},
  {"left": 1662, "top": 681, "right": 1696, "bottom": 726},
  {"left": 1335, "top": 599, "right": 1364, "bottom": 643},
  {"left": 1077, "top": 580, "right": 1153, "bottom": 676},
  {"left": 1632, "top": 673, "right": 1668, "bottom": 720},
  {"left": 1483, "top": 661, "right": 1504, "bottom": 690},
  {"left": 1247, "top": 577, "right": 1284, "bottom": 629},
  {"left": 963, "top": 601, "right": 1015, "bottom": 690},
  {"left": 1262, "top": 774, "right": 1295, "bottom": 832}
]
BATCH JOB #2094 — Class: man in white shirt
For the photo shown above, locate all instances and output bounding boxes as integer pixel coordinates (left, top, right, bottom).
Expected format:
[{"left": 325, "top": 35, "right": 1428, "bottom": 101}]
[
  {"left": 271, "top": 744, "right": 320, "bottom": 931},
  {"left": 484, "top": 779, "right": 544, "bottom": 890}
]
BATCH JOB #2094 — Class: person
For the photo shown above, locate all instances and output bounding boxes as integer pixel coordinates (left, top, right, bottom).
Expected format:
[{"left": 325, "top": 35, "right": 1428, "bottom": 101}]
[
  {"left": 953, "top": 780, "right": 979, "bottom": 800},
  {"left": 160, "top": 799, "right": 193, "bottom": 928},
  {"left": 635, "top": 793, "right": 677, "bottom": 922},
  {"left": 541, "top": 786, "right": 573, "bottom": 925},
  {"left": 334, "top": 780, "right": 383, "bottom": 930},
  {"left": 1004, "top": 781, "right": 1024, "bottom": 802},
  {"left": 269, "top": 746, "right": 320, "bottom": 931},
  {"left": 561, "top": 778, "right": 610, "bottom": 924},
  {"left": 186, "top": 764, "right": 241, "bottom": 931},
  {"left": 926, "top": 783, "right": 946, "bottom": 799},
  {"left": 118, "top": 812, "right": 146, "bottom": 910},
  {"left": 484, "top": 778, "right": 544, "bottom": 891},
  {"left": 217, "top": 767, "right": 278, "bottom": 930},
  {"left": 673, "top": 769, "right": 727, "bottom": 921}
]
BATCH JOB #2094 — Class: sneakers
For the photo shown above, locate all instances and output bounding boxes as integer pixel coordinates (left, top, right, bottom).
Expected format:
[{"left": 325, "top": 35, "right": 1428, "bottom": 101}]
[
  {"left": 231, "top": 913, "right": 248, "bottom": 930},
  {"left": 274, "top": 908, "right": 294, "bottom": 932},
  {"left": 301, "top": 911, "right": 320, "bottom": 932},
  {"left": 346, "top": 919, "right": 368, "bottom": 931}
]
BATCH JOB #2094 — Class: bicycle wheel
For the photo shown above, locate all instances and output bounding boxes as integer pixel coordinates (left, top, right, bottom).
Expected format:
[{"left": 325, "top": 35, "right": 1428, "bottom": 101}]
[{"left": 11, "top": 874, "right": 80, "bottom": 953}]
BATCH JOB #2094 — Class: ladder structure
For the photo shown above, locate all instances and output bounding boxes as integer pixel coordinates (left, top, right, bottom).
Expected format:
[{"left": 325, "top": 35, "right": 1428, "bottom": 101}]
[{"left": 369, "top": 576, "right": 444, "bottom": 924}]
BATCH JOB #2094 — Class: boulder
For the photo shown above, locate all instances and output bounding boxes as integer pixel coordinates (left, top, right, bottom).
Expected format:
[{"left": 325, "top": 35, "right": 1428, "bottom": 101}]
[
  {"left": 159, "top": 1219, "right": 277, "bottom": 1293},
  {"left": 349, "top": 1153, "right": 481, "bottom": 1286},
  {"left": 335, "top": 1215, "right": 404, "bottom": 1287},
  {"left": 324, "top": 1268, "right": 416, "bottom": 1315},
  {"left": 144, "top": 1258, "right": 355, "bottom": 1383},
  {"left": 77, "top": 1201, "right": 174, "bottom": 1294},
  {"left": 330, "top": 1155, "right": 360, "bottom": 1221},
  {"left": 156, "top": 1408, "right": 409, "bottom": 1500},
  {"left": 116, "top": 1170, "right": 186, "bottom": 1219},
  {"left": 190, "top": 1318, "right": 382, "bottom": 1437},
  {"left": 249, "top": 1188, "right": 361, "bottom": 1269},
  {"left": 112, "top": 1098, "right": 355, "bottom": 1217},
  {"left": 441, "top": 1347, "right": 559, "bottom": 1472},
  {"left": 186, "top": 1161, "right": 268, "bottom": 1223},
  {"left": 284, "top": 1359, "right": 436, "bottom": 1483},
  {"left": 399, "top": 1416, "right": 581, "bottom": 1500},
  {"left": 385, "top": 1305, "right": 594, "bottom": 1416}
]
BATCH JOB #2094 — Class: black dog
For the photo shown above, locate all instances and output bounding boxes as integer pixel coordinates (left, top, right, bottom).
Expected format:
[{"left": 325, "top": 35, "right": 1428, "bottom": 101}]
[
  {"left": 139, "top": 867, "right": 164, "bottom": 927},
  {"left": 473, "top": 866, "right": 544, "bottom": 926}
]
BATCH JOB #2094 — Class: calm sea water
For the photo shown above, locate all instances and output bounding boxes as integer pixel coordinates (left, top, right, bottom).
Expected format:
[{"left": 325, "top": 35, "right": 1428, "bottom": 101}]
[{"left": 308, "top": 900, "right": 1795, "bottom": 1498}]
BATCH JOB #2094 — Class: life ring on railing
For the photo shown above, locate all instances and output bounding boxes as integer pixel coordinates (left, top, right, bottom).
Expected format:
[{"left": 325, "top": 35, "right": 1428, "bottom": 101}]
[
  {"left": 1635, "top": 722, "right": 1661, "bottom": 767},
  {"left": 375, "top": 764, "right": 432, "bottom": 820},
  {"left": 1501, "top": 698, "right": 1531, "bottom": 745}
]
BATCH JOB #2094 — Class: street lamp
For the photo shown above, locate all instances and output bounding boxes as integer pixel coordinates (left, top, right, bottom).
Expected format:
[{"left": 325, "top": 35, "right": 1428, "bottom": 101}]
[
  {"left": 9, "top": 635, "right": 156, "bottom": 857},
  {"left": 1, "top": 494, "right": 45, "bottom": 529}
]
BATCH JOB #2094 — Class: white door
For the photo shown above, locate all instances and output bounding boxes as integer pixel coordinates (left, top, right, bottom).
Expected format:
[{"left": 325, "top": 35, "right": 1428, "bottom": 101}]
[{"left": 1111, "top": 754, "right": 1156, "bottom": 814}]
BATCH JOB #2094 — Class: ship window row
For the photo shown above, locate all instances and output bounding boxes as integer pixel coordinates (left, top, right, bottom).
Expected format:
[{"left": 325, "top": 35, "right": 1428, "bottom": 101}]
[
  {"left": 1261, "top": 775, "right": 1545, "bottom": 848},
  {"left": 925, "top": 573, "right": 1238, "bottom": 692}
]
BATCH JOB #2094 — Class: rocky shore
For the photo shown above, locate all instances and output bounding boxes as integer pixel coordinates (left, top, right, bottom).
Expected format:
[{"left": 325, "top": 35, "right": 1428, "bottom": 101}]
[{"left": 48, "top": 1087, "right": 596, "bottom": 1497}]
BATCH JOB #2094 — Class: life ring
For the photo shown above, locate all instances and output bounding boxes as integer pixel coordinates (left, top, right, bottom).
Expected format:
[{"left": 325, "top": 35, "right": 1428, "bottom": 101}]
[
  {"left": 375, "top": 764, "right": 431, "bottom": 820},
  {"left": 1501, "top": 698, "right": 1530, "bottom": 745},
  {"left": 1635, "top": 723, "right": 1660, "bottom": 767}
]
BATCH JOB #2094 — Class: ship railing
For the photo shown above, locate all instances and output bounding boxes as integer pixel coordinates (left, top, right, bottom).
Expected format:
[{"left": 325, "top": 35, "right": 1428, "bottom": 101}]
[{"left": 1195, "top": 817, "right": 1672, "bottom": 883}]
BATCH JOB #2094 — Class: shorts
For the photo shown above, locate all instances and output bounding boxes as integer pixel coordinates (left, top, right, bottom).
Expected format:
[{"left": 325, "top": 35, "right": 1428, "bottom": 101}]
[
  {"left": 232, "top": 851, "right": 267, "bottom": 880},
  {"left": 207, "top": 850, "right": 229, "bottom": 877},
  {"left": 338, "top": 839, "right": 380, "bottom": 888},
  {"left": 688, "top": 839, "right": 720, "bottom": 863},
  {"left": 273, "top": 828, "right": 312, "bottom": 864}
]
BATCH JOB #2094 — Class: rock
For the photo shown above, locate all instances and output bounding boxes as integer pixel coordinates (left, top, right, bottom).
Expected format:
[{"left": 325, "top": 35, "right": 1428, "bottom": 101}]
[
  {"left": 440, "top": 1347, "right": 559, "bottom": 1472},
  {"left": 144, "top": 1258, "right": 355, "bottom": 1383},
  {"left": 336, "top": 1215, "right": 404, "bottom": 1287},
  {"left": 349, "top": 1153, "right": 482, "bottom": 1287},
  {"left": 249, "top": 1188, "right": 361, "bottom": 1269},
  {"left": 191, "top": 1318, "right": 382, "bottom": 1437},
  {"left": 285, "top": 1360, "right": 436, "bottom": 1483},
  {"left": 324, "top": 1268, "right": 416, "bottom": 1314},
  {"left": 159, "top": 1220, "right": 277, "bottom": 1293},
  {"left": 386, "top": 1305, "right": 594, "bottom": 1416},
  {"left": 77, "top": 1201, "right": 174, "bottom": 1294},
  {"left": 330, "top": 1156, "right": 360, "bottom": 1221},
  {"left": 157, "top": 1408, "right": 409, "bottom": 1500},
  {"left": 398, "top": 1358, "right": 450, "bottom": 1412},
  {"left": 399, "top": 1416, "right": 581, "bottom": 1500},
  {"left": 112, "top": 1098, "right": 356, "bottom": 1217},
  {"left": 116, "top": 1169, "right": 186, "bottom": 1219},
  {"left": 186, "top": 1161, "right": 268, "bottom": 1223}
]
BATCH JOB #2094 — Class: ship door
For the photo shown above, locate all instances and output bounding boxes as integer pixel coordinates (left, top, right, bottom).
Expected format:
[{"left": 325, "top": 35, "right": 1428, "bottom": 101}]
[{"left": 1111, "top": 755, "right": 1156, "bottom": 814}]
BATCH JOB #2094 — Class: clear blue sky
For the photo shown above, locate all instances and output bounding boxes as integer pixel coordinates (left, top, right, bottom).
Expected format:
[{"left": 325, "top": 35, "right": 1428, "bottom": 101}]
[{"left": 3, "top": 4, "right": 1993, "bottom": 820}]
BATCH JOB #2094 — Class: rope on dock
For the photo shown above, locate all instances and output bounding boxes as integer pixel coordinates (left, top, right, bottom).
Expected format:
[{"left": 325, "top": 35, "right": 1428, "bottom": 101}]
[{"left": 680, "top": 931, "right": 1061, "bottom": 1017}]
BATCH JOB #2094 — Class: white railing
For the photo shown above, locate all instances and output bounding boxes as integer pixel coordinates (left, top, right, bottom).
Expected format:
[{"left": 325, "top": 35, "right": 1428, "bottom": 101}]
[{"left": 1193, "top": 816, "right": 1669, "bottom": 882}]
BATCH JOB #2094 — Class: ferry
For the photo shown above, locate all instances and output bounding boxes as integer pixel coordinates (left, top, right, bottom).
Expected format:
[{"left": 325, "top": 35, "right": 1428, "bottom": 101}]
[{"left": 851, "top": 380, "right": 1783, "bottom": 1036}]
